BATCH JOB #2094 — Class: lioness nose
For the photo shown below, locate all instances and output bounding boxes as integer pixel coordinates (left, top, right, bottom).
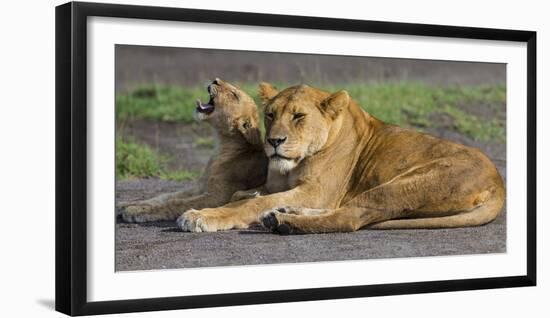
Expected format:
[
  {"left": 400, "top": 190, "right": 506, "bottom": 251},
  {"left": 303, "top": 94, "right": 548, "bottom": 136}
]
[{"left": 267, "top": 137, "right": 287, "bottom": 148}]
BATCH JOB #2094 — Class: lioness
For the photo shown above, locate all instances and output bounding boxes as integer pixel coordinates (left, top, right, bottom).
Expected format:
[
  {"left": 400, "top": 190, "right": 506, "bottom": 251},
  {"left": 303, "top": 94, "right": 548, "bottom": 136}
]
[
  {"left": 118, "top": 78, "right": 268, "bottom": 222},
  {"left": 177, "top": 83, "right": 504, "bottom": 234}
]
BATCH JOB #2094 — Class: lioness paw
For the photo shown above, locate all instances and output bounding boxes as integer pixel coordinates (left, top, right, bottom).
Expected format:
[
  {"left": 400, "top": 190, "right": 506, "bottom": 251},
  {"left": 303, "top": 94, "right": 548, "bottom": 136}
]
[
  {"left": 259, "top": 209, "right": 292, "bottom": 235},
  {"left": 259, "top": 210, "right": 279, "bottom": 231},
  {"left": 177, "top": 209, "right": 211, "bottom": 232}
]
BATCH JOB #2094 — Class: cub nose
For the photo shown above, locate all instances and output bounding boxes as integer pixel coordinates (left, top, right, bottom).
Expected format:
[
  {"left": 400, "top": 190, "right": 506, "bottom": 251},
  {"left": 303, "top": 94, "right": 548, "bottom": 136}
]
[{"left": 267, "top": 137, "right": 287, "bottom": 148}]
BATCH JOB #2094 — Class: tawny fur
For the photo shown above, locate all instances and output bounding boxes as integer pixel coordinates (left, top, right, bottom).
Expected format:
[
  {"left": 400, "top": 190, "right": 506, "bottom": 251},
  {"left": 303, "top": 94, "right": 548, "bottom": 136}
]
[
  {"left": 178, "top": 83, "right": 505, "bottom": 234},
  {"left": 118, "top": 79, "right": 268, "bottom": 222}
]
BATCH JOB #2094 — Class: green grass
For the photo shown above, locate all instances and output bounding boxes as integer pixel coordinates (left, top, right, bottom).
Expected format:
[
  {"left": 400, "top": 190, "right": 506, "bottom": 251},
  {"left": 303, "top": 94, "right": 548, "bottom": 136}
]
[
  {"left": 194, "top": 136, "right": 215, "bottom": 149},
  {"left": 328, "top": 82, "right": 506, "bottom": 142},
  {"left": 116, "top": 85, "right": 205, "bottom": 123},
  {"left": 116, "top": 82, "right": 506, "bottom": 142},
  {"left": 442, "top": 105, "right": 505, "bottom": 143},
  {"left": 116, "top": 137, "right": 198, "bottom": 181}
]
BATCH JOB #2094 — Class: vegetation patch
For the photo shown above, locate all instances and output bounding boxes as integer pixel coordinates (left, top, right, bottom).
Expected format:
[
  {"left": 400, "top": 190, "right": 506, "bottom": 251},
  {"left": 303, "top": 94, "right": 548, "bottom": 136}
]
[
  {"left": 116, "top": 85, "right": 203, "bottom": 123},
  {"left": 116, "top": 137, "right": 198, "bottom": 181},
  {"left": 194, "top": 136, "right": 215, "bottom": 149}
]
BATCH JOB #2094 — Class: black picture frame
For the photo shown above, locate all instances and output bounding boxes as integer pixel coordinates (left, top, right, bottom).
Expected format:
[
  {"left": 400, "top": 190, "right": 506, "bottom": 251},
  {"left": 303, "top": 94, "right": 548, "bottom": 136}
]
[{"left": 55, "top": 1, "right": 537, "bottom": 316}]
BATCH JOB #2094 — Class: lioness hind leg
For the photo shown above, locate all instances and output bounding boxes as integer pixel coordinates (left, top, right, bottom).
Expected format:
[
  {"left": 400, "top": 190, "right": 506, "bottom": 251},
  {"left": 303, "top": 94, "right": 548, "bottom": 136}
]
[
  {"left": 259, "top": 207, "right": 330, "bottom": 233},
  {"left": 369, "top": 187, "right": 504, "bottom": 229},
  {"left": 273, "top": 206, "right": 329, "bottom": 216},
  {"left": 261, "top": 159, "right": 502, "bottom": 234},
  {"left": 264, "top": 206, "right": 331, "bottom": 215},
  {"left": 260, "top": 207, "right": 375, "bottom": 234}
]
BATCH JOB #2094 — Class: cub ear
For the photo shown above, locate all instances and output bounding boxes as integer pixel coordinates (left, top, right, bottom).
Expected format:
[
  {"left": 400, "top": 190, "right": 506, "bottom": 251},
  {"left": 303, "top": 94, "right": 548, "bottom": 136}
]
[
  {"left": 321, "top": 90, "right": 350, "bottom": 119},
  {"left": 237, "top": 117, "right": 262, "bottom": 146},
  {"left": 258, "top": 82, "right": 279, "bottom": 104}
]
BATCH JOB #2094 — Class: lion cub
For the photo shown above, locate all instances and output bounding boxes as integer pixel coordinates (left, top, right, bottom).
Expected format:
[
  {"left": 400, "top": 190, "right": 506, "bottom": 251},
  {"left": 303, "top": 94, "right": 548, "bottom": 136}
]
[{"left": 119, "top": 78, "right": 268, "bottom": 222}]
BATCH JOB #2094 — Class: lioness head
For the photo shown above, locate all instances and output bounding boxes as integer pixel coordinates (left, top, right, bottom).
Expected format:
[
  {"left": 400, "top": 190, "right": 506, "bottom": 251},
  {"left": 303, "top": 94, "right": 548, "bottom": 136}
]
[
  {"left": 258, "top": 82, "right": 350, "bottom": 174},
  {"left": 195, "top": 78, "right": 261, "bottom": 145}
]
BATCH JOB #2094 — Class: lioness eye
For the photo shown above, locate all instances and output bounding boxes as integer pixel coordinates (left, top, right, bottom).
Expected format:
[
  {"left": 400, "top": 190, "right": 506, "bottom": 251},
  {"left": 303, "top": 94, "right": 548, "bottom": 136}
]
[
  {"left": 293, "top": 113, "right": 305, "bottom": 120},
  {"left": 265, "top": 112, "right": 274, "bottom": 120}
]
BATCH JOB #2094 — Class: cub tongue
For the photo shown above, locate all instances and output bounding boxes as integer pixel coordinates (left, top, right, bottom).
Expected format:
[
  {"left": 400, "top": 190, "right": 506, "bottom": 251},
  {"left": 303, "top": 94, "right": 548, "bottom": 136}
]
[{"left": 195, "top": 99, "right": 215, "bottom": 114}]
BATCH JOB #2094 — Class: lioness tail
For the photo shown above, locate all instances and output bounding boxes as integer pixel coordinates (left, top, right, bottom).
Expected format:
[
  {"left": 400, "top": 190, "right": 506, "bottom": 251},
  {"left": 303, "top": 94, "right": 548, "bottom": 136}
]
[{"left": 369, "top": 187, "right": 504, "bottom": 230}]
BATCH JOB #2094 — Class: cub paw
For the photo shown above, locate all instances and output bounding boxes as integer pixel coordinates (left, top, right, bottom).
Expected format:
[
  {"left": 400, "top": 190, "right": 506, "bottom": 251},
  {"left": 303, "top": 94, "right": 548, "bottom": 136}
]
[
  {"left": 230, "top": 190, "right": 260, "bottom": 202},
  {"left": 119, "top": 204, "right": 155, "bottom": 223}
]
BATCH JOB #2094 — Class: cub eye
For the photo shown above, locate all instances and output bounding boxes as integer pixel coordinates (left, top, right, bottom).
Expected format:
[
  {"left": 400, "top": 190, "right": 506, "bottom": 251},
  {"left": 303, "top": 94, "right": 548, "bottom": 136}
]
[
  {"left": 265, "top": 112, "right": 274, "bottom": 120},
  {"left": 292, "top": 113, "right": 305, "bottom": 120},
  {"left": 231, "top": 91, "right": 240, "bottom": 100}
]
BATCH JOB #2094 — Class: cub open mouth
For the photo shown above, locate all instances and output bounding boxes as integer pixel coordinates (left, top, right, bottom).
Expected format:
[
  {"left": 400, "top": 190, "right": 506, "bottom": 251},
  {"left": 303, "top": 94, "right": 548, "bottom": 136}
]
[
  {"left": 196, "top": 84, "right": 217, "bottom": 114},
  {"left": 195, "top": 96, "right": 215, "bottom": 114}
]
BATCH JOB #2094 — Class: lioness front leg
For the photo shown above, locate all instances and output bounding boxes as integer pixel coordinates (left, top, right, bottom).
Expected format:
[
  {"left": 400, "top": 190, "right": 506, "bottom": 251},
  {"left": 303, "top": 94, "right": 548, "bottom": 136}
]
[{"left": 177, "top": 186, "right": 319, "bottom": 232}]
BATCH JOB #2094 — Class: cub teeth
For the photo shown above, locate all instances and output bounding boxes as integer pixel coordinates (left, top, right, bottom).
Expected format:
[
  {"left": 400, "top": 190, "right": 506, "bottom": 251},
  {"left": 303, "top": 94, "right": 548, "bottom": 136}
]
[
  {"left": 196, "top": 99, "right": 209, "bottom": 110},
  {"left": 209, "top": 85, "right": 217, "bottom": 96}
]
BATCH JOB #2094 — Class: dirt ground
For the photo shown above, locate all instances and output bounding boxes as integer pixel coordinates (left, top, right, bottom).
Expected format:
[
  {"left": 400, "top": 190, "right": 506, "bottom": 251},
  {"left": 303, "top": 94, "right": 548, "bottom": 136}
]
[{"left": 115, "top": 46, "right": 506, "bottom": 271}]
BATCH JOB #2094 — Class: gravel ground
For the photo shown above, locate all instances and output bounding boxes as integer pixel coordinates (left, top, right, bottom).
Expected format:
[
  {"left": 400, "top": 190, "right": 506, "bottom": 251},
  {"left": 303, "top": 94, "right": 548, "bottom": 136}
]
[{"left": 116, "top": 208, "right": 505, "bottom": 271}]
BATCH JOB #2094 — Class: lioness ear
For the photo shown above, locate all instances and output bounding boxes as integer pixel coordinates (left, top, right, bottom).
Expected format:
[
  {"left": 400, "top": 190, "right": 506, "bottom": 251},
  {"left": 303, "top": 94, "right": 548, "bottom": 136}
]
[
  {"left": 237, "top": 117, "right": 262, "bottom": 146},
  {"left": 321, "top": 90, "right": 350, "bottom": 119},
  {"left": 258, "top": 82, "right": 279, "bottom": 104}
]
